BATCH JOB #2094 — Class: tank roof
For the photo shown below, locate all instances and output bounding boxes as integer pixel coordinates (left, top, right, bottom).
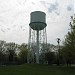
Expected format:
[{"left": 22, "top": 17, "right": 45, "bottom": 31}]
[{"left": 29, "top": 11, "right": 47, "bottom": 30}]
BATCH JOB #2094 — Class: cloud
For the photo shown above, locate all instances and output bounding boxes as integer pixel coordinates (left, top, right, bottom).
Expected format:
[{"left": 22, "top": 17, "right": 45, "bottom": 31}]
[
  {"left": 67, "top": 6, "right": 72, "bottom": 11},
  {"left": 1, "top": 29, "right": 5, "bottom": 32},
  {"left": 55, "top": 11, "right": 60, "bottom": 15},
  {"left": 48, "top": 2, "right": 58, "bottom": 13},
  {"left": 7, "top": 28, "right": 10, "bottom": 30},
  {"left": 40, "top": 1, "right": 60, "bottom": 15},
  {"left": 40, "top": 1, "right": 46, "bottom": 4},
  {"left": 0, "top": 0, "right": 74, "bottom": 45}
]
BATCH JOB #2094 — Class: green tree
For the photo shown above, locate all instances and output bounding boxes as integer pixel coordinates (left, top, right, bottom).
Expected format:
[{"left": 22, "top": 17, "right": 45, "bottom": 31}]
[
  {"left": 62, "top": 16, "right": 75, "bottom": 67},
  {"left": 18, "top": 44, "right": 28, "bottom": 64},
  {"left": 0, "top": 50, "right": 9, "bottom": 65},
  {"left": 45, "top": 52, "right": 56, "bottom": 65}
]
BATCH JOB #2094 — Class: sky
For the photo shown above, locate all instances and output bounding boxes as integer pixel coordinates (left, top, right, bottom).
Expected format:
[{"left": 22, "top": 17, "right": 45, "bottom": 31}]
[{"left": 0, "top": 0, "right": 74, "bottom": 45}]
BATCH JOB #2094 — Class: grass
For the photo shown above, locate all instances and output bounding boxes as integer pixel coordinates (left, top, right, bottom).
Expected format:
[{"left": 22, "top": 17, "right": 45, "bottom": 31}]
[{"left": 0, "top": 64, "right": 75, "bottom": 75}]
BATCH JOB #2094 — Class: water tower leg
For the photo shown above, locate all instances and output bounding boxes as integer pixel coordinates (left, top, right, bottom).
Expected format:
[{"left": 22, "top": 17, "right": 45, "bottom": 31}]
[
  {"left": 27, "top": 27, "right": 31, "bottom": 63},
  {"left": 36, "top": 30, "right": 39, "bottom": 64}
]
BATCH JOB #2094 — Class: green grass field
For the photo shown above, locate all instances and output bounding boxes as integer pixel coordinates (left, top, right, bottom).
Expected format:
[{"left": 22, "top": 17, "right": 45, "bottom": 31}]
[{"left": 0, "top": 64, "right": 75, "bottom": 75}]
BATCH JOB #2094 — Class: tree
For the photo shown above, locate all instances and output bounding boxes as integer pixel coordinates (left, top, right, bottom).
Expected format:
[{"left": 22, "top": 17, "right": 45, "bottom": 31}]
[
  {"left": 8, "top": 50, "right": 16, "bottom": 63},
  {"left": 18, "top": 44, "right": 28, "bottom": 64},
  {"left": 0, "top": 50, "right": 3, "bottom": 65},
  {"left": 45, "top": 52, "right": 56, "bottom": 65},
  {"left": 62, "top": 16, "right": 75, "bottom": 67},
  {"left": 7, "top": 43, "right": 17, "bottom": 64},
  {"left": 0, "top": 50, "right": 9, "bottom": 65}
]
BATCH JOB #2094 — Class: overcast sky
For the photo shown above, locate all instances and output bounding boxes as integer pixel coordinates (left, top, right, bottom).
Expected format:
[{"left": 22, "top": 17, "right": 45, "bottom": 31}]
[{"left": 0, "top": 0, "right": 74, "bottom": 45}]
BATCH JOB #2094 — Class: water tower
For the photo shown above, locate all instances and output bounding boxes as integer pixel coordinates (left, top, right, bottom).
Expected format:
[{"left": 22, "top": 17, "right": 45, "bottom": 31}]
[{"left": 27, "top": 11, "right": 47, "bottom": 64}]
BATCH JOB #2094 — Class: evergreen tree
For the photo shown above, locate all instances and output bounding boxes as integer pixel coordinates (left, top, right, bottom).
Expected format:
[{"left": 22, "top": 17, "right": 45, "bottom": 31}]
[{"left": 62, "top": 15, "right": 75, "bottom": 67}]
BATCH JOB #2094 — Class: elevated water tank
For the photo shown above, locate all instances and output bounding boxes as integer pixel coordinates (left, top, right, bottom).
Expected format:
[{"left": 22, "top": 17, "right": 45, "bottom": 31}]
[{"left": 29, "top": 11, "right": 47, "bottom": 30}]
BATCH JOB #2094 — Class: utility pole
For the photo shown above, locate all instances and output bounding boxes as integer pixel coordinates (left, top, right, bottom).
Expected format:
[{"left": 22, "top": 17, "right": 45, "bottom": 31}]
[{"left": 57, "top": 38, "right": 61, "bottom": 66}]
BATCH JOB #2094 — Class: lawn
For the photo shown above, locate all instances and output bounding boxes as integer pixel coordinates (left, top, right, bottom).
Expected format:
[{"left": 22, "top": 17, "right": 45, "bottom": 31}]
[{"left": 0, "top": 64, "right": 75, "bottom": 75}]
